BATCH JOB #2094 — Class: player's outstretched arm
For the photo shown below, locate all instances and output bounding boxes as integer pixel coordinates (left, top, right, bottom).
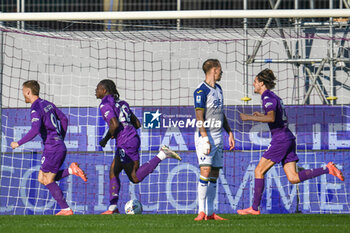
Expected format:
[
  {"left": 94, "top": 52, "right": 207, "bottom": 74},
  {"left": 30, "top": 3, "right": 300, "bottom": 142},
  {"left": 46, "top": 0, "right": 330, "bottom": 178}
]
[
  {"left": 12, "top": 126, "right": 40, "bottom": 149},
  {"left": 99, "top": 117, "right": 119, "bottom": 147},
  {"left": 223, "top": 114, "right": 235, "bottom": 150},
  {"left": 240, "top": 110, "right": 275, "bottom": 123},
  {"left": 253, "top": 112, "right": 265, "bottom": 117},
  {"left": 12, "top": 111, "right": 42, "bottom": 149}
]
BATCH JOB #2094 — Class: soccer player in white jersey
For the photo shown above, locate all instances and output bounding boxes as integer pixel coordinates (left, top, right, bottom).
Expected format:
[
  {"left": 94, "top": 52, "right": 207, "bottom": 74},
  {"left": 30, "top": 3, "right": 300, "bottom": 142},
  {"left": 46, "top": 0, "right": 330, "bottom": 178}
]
[{"left": 193, "top": 59, "right": 235, "bottom": 221}]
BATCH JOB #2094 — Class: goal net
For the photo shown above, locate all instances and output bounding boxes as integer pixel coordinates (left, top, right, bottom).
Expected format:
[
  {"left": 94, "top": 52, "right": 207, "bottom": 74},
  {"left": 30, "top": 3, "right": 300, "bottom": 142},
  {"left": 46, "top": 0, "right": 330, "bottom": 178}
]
[{"left": 0, "top": 15, "right": 349, "bottom": 215}]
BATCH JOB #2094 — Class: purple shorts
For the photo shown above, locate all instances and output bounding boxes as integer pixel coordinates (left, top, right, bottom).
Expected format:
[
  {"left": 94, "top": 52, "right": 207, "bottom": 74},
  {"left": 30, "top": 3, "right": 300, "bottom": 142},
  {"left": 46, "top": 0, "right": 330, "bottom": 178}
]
[
  {"left": 116, "top": 136, "right": 140, "bottom": 164},
  {"left": 41, "top": 149, "right": 67, "bottom": 173},
  {"left": 263, "top": 139, "right": 299, "bottom": 166}
]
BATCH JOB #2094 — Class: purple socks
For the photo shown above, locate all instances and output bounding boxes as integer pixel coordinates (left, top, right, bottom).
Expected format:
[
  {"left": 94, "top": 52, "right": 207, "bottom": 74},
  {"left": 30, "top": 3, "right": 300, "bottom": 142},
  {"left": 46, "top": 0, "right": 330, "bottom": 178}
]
[
  {"left": 250, "top": 166, "right": 329, "bottom": 211},
  {"left": 109, "top": 176, "right": 120, "bottom": 205},
  {"left": 46, "top": 182, "right": 69, "bottom": 209},
  {"left": 55, "top": 169, "right": 70, "bottom": 181},
  {"left": 298, "top": 167, "right": 329, "bottom": 182},
  {"left": 136, "top": 156, "right": 161, "bottom": 182},
  {"left": 252, "top": 178, "right": 264, "bottom": 211}
]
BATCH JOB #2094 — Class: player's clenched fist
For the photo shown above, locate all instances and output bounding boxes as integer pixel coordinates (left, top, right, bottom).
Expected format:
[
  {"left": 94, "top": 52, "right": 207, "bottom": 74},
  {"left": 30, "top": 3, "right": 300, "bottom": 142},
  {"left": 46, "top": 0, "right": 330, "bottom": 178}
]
[
  {"left": 11, "top": 142, "right": 19, "bottom": 149},
  {"left": 201, "top": 136, "right": 211, "bottom": 155}
]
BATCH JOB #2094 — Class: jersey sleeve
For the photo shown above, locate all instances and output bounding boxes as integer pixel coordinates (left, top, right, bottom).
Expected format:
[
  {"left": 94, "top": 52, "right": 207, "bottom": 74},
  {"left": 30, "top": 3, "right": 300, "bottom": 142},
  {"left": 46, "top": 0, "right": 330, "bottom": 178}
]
[
  {"left": 262, "top": 97, "right": 277, "bottom": 114},
  {"left": 18, "top": 109, "right": 42, "bottom": 146},
  {"left": 194, "top": 88, "right": 207, "bottom": 110},
  {"left": 100, "top": 103, "right": 117, "bottom": 126}
]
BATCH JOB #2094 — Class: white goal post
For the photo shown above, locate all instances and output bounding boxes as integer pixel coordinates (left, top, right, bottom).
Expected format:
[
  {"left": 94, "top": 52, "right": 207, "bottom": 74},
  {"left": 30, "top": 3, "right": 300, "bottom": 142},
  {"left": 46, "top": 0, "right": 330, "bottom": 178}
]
[{"left": 0, "top": 9, "right": 350, "bottom": 21}]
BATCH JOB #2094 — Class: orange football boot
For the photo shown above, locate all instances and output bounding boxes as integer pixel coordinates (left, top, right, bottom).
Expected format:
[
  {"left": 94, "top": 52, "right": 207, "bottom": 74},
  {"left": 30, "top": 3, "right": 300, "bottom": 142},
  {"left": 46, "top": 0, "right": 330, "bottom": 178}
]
[
  {"left": 56, "top": 209, "right": 73, "bottom": 216},
  {"left": 70, "top": 162, "right": 87, "bottom": 182},
  {"left": 206, "top": 213, "right": 228, "bottom": 220},
  {"left": 194, "top": 211, "right": 207, "bottom": 221},
  {"left": 326, "top": 162, "right": 344, "bottom": 181},
  {"left": 237, "top": 207, "right": 260, "bottom": 215}
]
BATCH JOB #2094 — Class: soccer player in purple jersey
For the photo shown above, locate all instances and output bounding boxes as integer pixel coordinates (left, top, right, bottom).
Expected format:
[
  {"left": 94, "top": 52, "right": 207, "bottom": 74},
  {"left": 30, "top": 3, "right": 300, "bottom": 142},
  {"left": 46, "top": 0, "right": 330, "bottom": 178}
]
[
  {"left": 237, "top": 69, "right": 344, "bottom": 215},
  {"left": 95, "top": 79, "right": 182, "bottom": 215},
  {"left": 11, "top": 80, "right": 87, "bottom": 216}
]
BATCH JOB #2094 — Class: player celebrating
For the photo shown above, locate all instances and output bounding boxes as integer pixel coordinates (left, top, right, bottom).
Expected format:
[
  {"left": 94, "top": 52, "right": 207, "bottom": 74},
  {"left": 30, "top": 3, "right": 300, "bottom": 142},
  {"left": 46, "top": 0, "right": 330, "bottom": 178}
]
[
  {"left": 11, "top": 80, "right": 87, "bottom": 216},
  {"left": 193, "top": 59, "right": 235, "bottom": 221},
  {"left": 237, "top": 68, "right": 344, "bottom": 215},
  {"left": 95, "top": 79, "right": 182, "bottom": 215}
]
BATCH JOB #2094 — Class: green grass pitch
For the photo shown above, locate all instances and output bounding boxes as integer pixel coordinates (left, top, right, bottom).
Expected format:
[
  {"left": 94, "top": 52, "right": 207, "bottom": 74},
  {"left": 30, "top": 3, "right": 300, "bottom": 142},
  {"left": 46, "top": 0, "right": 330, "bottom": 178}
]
[{"left": 0, "top": 214, "right": 349, "bottom": 233}]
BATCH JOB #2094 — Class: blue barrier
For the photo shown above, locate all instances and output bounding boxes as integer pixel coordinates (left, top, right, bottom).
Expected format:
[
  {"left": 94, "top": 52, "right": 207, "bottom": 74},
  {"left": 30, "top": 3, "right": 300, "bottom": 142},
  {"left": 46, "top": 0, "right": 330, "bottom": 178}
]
[{"left": 1, "top": 106, "right": 349, "bottom": 214}]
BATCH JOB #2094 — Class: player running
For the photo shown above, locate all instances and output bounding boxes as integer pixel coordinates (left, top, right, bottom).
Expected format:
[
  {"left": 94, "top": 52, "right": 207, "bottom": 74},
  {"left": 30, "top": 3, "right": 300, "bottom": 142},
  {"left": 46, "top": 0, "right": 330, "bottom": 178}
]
[
  {"left": 11, "top": 80, "right": 87, "bottom": 216},
  {"left": 193, "top": 59, "right": 235, "bottom": 221},
  {"left": 237, "top": 68, "right": 344, "bottom": 215},
  {"left": 95, "top": 79, "right": 182, "bottom": 215}
]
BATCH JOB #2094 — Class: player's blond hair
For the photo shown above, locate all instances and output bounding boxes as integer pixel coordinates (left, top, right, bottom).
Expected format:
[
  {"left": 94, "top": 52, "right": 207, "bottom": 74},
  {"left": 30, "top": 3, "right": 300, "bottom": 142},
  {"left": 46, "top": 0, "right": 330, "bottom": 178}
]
[{"left": 202, "top": 59, "right": 220, "bottom": 74}]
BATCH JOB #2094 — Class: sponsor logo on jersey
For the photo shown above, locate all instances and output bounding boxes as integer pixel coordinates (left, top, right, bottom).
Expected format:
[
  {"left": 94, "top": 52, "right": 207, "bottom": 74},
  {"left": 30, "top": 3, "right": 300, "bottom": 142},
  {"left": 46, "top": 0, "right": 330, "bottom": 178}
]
[
  {"left": 31, "top": 117, "right": 39, "bottom": 123},
  {"left": 43, "top": 104, "right": 53, "bottom": 113},
  {"left": 100, "top": 104, "right": 104, "bottom": 109},
  {"left": 264, "top": 102, "right": 273, "bottom": 108},
  {"left": 196, "top": 95, "right": 201, "bottom": 104},
  {"left": 31, "top": 110, "right": 36, "bottom": 114},
  {"left": 196, "top": 90, "right": 203, "bottom": 94},
  {"left": 104, "top": 111, "right": 110, "bottom": 118},
  {"left": 213, "top": 99, "right": 222, "bottom": 109}
]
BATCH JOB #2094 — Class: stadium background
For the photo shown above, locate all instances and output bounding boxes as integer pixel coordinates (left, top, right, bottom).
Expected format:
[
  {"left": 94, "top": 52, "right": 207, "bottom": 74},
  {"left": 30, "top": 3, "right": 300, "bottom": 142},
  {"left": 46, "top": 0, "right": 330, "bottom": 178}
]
[{"left": 0, "top": 0, "right": 350, "bottom": 215}]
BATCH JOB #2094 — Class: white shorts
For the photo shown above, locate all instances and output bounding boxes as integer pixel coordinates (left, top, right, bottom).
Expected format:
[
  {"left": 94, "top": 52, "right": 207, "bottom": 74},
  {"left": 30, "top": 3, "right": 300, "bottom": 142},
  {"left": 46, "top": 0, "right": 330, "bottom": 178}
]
[{"left": 195, "top": 135, "right": 223, "bottom": 168}]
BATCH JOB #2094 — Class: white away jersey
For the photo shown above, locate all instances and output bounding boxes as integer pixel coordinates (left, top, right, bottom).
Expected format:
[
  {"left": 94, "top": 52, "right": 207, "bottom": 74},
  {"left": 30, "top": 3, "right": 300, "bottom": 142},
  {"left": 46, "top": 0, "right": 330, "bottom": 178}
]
[{"left": 193, "top": 81, "right": 224, "bottom": 144}]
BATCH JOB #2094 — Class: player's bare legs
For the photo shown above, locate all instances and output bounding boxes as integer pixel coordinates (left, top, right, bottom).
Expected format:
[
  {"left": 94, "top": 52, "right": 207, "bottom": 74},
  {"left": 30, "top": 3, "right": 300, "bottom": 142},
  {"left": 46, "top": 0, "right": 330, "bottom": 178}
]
[
  {"left": 284, "top": 161, "right": 344, "bottom": 183},
  {"left": 238, "top": 159, "right": 345, "bottom": 215},
  {"left": 38, "top": 170, "right": 73, "bottom": 216},
  {"left": 123, "top": 160, "right": 140, "bottom": 183},
  {"left": 102, "top": 158, "right": 122, "bottom": 214}
]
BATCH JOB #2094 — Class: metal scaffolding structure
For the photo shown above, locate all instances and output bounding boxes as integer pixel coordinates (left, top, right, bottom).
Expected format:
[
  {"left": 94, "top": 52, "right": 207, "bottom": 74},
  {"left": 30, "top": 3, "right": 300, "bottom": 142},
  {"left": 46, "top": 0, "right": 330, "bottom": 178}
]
[{"left": 245, "top": 0, "right": 350, "bottom": 105}]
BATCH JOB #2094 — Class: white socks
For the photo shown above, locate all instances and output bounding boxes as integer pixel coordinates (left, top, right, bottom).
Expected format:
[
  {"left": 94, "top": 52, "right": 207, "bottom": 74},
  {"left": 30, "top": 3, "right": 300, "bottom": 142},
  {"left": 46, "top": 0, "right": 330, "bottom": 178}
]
[
  {"left": 108, "top": 204, "right": 118, "bottom": 211},
  {"left": 198, "top": 175, "right": 209, "bottom": 213},
  {"left": 206, "top": 178, "right": 217, "bottom": 216}
]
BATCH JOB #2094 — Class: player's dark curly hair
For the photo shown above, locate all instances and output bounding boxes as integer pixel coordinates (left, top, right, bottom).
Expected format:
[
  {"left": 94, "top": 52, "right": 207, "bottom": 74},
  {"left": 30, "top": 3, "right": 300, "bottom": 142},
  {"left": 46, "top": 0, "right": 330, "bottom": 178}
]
[
  {"left": 256, "top": 68, "right": 276, "bottom": 89},
  {"left": 98, "top": 79, "right": 120, "bottom": 101}
]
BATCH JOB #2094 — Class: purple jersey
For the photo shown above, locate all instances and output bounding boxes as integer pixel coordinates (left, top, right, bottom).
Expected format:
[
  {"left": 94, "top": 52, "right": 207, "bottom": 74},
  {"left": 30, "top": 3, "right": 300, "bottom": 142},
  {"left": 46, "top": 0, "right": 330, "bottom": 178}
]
[
  {"left": 261, "top": 90, "right": 295, "bottom": 141},
  {"left": 18, "top": 98, "right": 68, "bottom": 150},
  {"left": 99, "top": 95, "right": 139, "bottom": 148}
]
